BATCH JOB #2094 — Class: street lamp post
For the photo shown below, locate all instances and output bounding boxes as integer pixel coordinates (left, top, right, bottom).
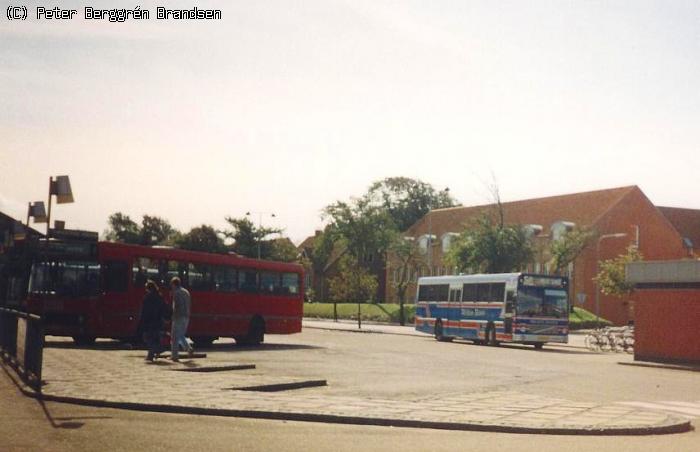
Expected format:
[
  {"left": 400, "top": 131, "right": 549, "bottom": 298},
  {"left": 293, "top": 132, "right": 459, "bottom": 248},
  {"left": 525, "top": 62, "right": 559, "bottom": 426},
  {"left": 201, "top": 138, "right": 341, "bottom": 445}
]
[
  {"left": 26, "top": 201, "right": 47, "bottom": 226},
  {"left": 45, "top": 176, "right": 74, "bottom": 237},
  {"left": 595, "top": 232, "right": 627, "bottom": 329},
  {"left": 246, "top": 211, "right": 276, "bottom": 259},
  {"left": 427, "top": 187, "right": 449, "bottom": 274}
]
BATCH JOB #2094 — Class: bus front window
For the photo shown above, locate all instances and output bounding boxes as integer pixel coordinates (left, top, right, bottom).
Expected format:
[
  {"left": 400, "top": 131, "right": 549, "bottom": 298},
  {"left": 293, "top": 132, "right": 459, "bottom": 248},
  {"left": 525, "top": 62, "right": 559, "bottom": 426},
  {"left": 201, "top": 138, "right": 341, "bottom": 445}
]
[{"left": 517, "top": 287, "right": 568, "bottom": 318}]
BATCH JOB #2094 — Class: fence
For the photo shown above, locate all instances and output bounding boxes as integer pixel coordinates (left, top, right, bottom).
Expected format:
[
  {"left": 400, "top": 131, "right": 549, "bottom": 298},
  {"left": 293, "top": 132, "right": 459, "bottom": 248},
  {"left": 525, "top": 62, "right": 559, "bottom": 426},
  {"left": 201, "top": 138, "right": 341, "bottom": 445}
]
[{"left": 0, "top": 307, "right": 44, "bottom": 392}]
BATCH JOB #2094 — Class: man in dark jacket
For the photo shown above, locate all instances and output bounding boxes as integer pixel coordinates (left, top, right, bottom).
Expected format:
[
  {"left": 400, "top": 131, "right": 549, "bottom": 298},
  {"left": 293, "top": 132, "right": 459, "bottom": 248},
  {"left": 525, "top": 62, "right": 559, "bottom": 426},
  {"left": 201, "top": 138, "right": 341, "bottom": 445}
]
[{"left": 141, "top": 280, "right": 166, "bottom": 362}]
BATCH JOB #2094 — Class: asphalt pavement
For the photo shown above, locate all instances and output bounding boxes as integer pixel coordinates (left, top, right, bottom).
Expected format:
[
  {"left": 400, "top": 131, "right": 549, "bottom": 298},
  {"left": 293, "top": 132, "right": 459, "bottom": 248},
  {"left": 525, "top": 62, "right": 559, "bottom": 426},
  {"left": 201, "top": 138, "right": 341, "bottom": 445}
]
[{"left": 2, "top": 320, "right": 692, "bottom": 436}]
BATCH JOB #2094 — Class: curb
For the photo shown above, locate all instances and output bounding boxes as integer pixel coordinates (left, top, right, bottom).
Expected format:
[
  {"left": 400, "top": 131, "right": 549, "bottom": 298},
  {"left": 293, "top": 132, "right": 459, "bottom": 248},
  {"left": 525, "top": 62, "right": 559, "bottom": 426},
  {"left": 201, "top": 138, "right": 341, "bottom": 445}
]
[
  {"left": 618, "top": 361, "right": 700, "bottom": 373},
  {"left": 23, "top": 392, "right": 694, "bottom": 436},
  {"left": 4, "top": 362, "right": 690, "bottom": 436}
]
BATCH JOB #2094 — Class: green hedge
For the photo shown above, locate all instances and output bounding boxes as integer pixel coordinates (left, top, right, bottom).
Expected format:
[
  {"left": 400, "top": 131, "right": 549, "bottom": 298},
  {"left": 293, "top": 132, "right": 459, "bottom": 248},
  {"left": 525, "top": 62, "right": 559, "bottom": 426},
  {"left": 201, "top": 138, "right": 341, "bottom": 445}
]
[
  {"left": 303, "top": 303, "right": 608, "bottom": 329},
  {"left": 304, "top": 302, "right": 416, "bottom": 324}
]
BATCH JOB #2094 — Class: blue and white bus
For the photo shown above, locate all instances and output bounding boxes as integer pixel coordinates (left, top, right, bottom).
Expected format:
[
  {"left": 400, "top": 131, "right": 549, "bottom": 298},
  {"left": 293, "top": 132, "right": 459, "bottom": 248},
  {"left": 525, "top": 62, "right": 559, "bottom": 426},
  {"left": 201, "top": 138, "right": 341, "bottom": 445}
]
[{"left": 414, "top": 273, "right": 569, "bottom": 349}]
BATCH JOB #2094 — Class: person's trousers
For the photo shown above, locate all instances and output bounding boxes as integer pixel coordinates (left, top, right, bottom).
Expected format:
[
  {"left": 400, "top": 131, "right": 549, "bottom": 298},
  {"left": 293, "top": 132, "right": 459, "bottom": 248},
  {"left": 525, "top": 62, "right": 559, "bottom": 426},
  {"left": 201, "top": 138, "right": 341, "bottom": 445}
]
[
  {"left": 143, "top": 330, "right": 162, "bottom": 360},
  {"left": 171, "top": 317, "right": 191, "bottom": 359}
]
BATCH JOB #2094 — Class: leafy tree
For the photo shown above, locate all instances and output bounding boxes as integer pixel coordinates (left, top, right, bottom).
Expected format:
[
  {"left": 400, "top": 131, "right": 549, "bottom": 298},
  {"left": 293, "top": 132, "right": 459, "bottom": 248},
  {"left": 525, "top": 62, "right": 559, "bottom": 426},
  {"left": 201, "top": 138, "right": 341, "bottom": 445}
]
[
  {"left": 139, "top": 215, "right": 177, "bottom": 246},
  {"left": 323, "top": 197, "right": 397, "bottom": 263},
  {"left": 308, "top": 228, "right": 338, "bottom": 302},
  {"left": 445, "top": 214, "right": 534, "bottom": 273},
  {"left": 104, "top": 212, "right": 141, "bottom": 244},
  {"left": 222, "top": 216, "right": 282, "bottom": 259},
  {"left": 595, "top": 246, "right": 643, "bottom": 298},
  {"left": 328, "top": 255, "right": 378, "bottom": 303},
  {"left": 366, "top": 177, "right": 458, "bottom": 231},
  {"left": 177, "top": 225, "right": 228, "bottom": 253},
  {"left": 268, "top": 237, "right": 300, "bottom": 263},
  {"left": 388, "top": 235, "right": 424, "bottom": 325},
  {"left": 549, "top": 226, "right": 596, "bottom": 274}
]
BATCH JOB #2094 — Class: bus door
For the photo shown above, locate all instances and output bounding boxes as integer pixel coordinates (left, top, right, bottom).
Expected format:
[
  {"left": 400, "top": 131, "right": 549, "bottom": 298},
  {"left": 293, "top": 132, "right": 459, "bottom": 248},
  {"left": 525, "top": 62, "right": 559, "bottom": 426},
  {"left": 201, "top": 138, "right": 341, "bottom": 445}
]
[
  {"left": 449, "top": 287, "right": 461, "bottom": 302},
  {"left": 100, "top": 260, "right": 135, "bottom": 337},
  {"left": 503, "top": 287, "right": 515, "bottom": 333}
]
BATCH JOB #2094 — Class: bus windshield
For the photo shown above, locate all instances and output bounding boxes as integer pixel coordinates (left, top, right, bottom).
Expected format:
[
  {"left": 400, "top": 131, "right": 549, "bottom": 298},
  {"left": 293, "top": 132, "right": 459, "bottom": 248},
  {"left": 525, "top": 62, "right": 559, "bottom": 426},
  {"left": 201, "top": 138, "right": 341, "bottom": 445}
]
[
  {"left": 516, "top": 286, "right": 568, "bottom": 318},
  {"left": 29, "top": 261, "right": 101, "bottom": 297}
]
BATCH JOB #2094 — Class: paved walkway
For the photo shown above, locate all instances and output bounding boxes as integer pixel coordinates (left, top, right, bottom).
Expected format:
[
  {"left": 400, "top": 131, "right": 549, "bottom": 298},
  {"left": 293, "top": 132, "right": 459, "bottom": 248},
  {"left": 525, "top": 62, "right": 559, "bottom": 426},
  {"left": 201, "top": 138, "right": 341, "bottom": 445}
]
[{"left": 3, "top": 335, "right": 690, "bottom": 436}]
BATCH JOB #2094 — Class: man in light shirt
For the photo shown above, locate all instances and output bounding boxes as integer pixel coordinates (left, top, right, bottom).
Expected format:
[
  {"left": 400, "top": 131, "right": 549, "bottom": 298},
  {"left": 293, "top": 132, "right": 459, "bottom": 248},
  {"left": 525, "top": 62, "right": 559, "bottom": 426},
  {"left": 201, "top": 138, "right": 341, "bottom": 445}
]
[{"left": 170, "top": 277, "right": 193, "bottom": 361}]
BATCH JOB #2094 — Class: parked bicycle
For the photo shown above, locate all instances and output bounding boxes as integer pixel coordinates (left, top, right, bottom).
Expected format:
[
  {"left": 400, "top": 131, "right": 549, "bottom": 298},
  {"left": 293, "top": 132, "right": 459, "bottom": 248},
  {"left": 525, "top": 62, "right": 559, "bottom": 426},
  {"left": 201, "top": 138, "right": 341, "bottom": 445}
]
[{"left": 585, "top": 326, "right": 634, "bottom": 353}]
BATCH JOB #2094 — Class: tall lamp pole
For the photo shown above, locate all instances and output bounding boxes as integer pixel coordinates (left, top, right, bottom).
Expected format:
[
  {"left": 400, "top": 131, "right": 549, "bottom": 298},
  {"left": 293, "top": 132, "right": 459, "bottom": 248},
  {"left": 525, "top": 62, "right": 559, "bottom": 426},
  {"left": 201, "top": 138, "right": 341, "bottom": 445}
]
[
  {"left": 427, "top": 187, "right": 449, "bottom": 275},
  {"left": 45, "top": 176, "right": 74, "bottom": 237},
  {"left": 246, "top": 211, "right": 276, "bottom": 259},
  {"left": 595, "top": 233, "right": 627, "bottom": 329}
]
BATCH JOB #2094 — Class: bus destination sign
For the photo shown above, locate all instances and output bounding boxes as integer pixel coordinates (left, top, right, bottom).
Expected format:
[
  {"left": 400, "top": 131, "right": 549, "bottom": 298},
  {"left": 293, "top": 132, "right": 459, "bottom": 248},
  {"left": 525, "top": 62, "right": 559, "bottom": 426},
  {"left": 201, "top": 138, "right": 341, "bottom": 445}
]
[{"left": 521, "top": 275, "right": 566, "bottom": 288}]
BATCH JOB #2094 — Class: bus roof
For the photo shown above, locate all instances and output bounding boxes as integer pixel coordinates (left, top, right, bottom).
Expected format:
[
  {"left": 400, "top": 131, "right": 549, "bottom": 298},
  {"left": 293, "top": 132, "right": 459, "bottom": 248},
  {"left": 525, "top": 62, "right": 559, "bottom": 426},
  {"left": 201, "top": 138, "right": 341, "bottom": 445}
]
[
  {"left": 97, "top": 241, "right": 304, "bottom": 273},
  {"left": 418, "top": 273, "right": 522, "bottom": 285}
]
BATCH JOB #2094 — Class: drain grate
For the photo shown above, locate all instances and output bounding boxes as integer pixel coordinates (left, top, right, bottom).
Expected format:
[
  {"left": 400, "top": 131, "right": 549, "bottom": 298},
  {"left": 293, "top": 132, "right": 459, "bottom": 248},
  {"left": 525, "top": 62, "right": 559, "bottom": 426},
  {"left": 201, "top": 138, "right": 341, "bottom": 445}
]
[{"left": 230, "top": 379, "right": 327, "bottom": 392}]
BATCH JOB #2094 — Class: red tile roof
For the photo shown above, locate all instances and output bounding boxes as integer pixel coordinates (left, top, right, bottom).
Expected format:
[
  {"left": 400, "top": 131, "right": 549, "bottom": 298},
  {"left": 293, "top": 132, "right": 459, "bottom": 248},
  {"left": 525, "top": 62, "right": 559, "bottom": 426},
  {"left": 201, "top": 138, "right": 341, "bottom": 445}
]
[
  {"left": 657, "top": 206, "right": 700, "bottom": 250},
  {"left": 406, "top": 186, "right": 639, "bottom": 237}
]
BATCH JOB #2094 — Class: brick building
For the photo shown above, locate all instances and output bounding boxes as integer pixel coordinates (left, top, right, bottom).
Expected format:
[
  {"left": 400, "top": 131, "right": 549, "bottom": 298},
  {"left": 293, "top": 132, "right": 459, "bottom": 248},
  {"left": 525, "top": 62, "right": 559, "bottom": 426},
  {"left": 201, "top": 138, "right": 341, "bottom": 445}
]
[
  {"left": 386, "top": 186, "right": 695, "bottom": 325},
  {"left": 626, "top": 260, "right": 700, "bottom": 365}
]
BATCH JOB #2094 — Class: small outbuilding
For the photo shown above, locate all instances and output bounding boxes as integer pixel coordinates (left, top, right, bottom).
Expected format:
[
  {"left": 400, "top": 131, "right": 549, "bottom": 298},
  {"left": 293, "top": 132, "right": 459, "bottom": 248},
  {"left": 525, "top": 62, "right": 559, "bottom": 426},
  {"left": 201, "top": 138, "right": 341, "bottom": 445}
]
[{"left": 626, "top": 260, "right": 700, "bottom": 365}]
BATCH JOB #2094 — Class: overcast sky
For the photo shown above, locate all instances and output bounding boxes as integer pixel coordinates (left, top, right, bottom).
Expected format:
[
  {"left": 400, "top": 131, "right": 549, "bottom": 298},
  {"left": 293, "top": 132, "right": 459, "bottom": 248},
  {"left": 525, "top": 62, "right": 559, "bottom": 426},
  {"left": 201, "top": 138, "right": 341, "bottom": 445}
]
[{"left": 2, "top": 0, "right": 699, "bottom": 243}]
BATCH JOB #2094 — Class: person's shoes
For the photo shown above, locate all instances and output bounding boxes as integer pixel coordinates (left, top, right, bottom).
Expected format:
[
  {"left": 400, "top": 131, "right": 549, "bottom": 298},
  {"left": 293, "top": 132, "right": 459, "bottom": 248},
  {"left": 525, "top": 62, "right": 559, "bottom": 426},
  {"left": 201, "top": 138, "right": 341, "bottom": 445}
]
[
  {"left": 188, "top": 348, "right": 194, "bottom": 358},
  {"left": 171, "top": 357, "right": 179, "bottom": 362}
]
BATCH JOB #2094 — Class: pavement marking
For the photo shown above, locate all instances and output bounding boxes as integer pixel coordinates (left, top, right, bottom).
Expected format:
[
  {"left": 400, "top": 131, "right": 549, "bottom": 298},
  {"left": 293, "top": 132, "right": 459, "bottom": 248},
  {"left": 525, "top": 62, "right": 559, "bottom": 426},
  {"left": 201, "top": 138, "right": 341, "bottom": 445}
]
[{"left": 616, "top": 401, "right": 700, "bottom": 418}]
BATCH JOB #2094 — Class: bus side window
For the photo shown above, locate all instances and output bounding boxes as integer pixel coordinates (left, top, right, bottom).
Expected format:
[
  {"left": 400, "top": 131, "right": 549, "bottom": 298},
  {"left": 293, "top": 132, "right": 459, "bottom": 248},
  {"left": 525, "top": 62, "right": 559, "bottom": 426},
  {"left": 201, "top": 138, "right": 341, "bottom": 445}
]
[
  {"left": 462, "top": 284, "right": 477, "bottom": 301},
  {"left": 213, "top": 266, "right": 237, "bottom": 292},
  {"left": 476, "top": 283, "right": 490, "bottom": 301},
  {"left": 281, "top": 273, "right": 300, "bottom": 295},
  {"left": 132, "top": 257, "right": 157, "bottom": 288},
  {"left": 491, "top": 283, "right": 505, "bottom": 302},
  {"left": 239, "top": 270, "right": 258, "bottom": 293},
  {"left": 103, "top": 261, "right": 128, "bottom": 293},
  {"left": 188, "top": 263, "right": 213, "bottom": 292},
  {"left": 260, "top": 272, "right": 280, "bottom": 294}
]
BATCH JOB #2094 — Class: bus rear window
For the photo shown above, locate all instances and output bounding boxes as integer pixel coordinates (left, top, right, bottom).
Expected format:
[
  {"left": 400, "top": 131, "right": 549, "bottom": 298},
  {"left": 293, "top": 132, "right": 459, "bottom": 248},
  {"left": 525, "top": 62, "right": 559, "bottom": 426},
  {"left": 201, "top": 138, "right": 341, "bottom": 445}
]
[
  {"left": 29, "top": 261, "right": 101, "bottom": 297},
  {"left": 418, "top": 284, "right": 449, "bottom": 301}
]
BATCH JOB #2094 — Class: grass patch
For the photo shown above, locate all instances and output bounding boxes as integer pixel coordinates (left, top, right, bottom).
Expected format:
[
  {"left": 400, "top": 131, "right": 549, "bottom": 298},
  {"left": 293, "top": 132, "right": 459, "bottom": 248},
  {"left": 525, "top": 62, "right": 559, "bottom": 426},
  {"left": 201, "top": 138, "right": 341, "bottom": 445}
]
[
  {"left": 304, "top": 303, "right": 609, "bottom": 329},
  {"left": 569, "top": 306, "right": 612, "bottom": 330},
  {"left": 304, "top": 302, "right": 416, "bottom": 324}
]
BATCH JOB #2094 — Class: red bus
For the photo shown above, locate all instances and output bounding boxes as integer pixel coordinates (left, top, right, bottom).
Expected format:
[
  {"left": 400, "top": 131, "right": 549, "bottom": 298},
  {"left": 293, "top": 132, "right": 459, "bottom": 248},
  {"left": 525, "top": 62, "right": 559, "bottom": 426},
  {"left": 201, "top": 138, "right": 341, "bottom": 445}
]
[{"left": 25, "top": 240, "right": 304, "bottom": 346}]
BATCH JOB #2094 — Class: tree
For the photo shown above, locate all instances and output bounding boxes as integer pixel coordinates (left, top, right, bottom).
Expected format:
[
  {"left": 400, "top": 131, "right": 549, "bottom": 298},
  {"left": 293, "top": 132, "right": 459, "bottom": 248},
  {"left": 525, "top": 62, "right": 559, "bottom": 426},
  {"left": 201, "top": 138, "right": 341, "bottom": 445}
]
[
  {"left": 366, "top": 177, "right": 458, "bottom": 231},
  {"left": 139, "top": 215, "right": 177, "bottom": 246},
  {"left": 549, "top": 226, "right": 596, "bottom": 274},
  {"left": 323, "top": 197, "right": 397, "bottom": 263},
  {"left": 445, "top": 213, "right": 534, "bottom": 273},
  {"left": 549, "top": 226, "right": 596, "bottom": 312},
  {"left": 104, "top": 212, "right": 141, "bottom": 244},
  {"left": 327, "top": 255, "right": 378, "bottom": 303},
  {"left": 222, "top": 216, "right": 282, "bottom": 259},
  {"left": 388, "top": 235, "right": 424, "bottom": 325},
  {"left": 268, "top": 237, "right": 300, "bottom": 263},
  {"left": 595, "top": 245, "right": 643, "bottom": 298},
  {"left": 177, "top": 225, "right": 228, "bottom": 253}
]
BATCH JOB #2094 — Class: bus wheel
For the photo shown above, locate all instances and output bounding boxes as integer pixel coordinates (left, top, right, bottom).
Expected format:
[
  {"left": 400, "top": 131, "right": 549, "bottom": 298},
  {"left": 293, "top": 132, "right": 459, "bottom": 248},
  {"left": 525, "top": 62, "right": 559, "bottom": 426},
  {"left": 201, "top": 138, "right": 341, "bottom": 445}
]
[
  {"left": 434, "top": 319, "right": 452, "bottom": 342},
  {"left": 72, "top": 335, "right": 96, "bottom": 346},
  {"left": 533, "top": 342, "right": 544, "bottom": 350},
  {"left": 238, "top": 317, "right": 265, "bottom": 346}
]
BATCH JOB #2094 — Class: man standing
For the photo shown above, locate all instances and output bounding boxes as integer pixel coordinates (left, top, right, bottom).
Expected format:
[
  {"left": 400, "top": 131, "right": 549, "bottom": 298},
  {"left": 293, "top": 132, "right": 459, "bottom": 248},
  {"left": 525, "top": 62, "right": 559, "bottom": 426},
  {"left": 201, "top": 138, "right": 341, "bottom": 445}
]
[{"left": 170, "top": 277, "right": 193, "bottom": 361}]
